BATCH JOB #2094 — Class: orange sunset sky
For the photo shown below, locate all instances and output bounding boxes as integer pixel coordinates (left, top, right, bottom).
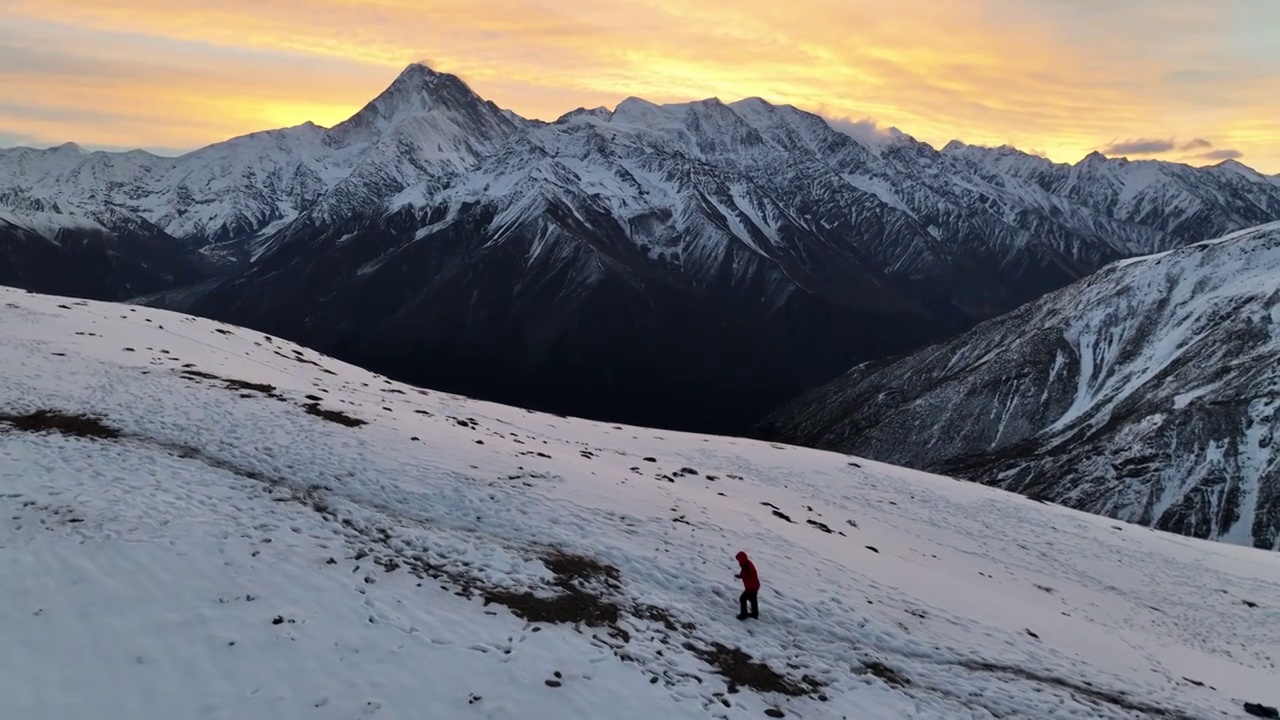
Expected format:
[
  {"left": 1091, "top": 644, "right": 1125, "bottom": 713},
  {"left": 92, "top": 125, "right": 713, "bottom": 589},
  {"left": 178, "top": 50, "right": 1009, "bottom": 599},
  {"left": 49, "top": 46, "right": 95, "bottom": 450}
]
[{"left": 1, "top": 0, "right": 1277, "bottom": 172}]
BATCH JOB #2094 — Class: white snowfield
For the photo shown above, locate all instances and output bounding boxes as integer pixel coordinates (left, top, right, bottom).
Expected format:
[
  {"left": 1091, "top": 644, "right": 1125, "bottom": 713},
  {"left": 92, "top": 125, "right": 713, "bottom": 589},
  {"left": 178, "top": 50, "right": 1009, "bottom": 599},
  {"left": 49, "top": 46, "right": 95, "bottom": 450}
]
[{"left": 1, "top": 286, "right": 1277, "bottom": 720}]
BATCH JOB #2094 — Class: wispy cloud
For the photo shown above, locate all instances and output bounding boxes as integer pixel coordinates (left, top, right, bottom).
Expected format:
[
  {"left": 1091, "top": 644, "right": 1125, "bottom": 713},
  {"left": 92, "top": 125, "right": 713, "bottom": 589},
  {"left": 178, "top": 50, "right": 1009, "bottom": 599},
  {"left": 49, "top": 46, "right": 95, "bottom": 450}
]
[
  {"left": 1101, "top": 138, "right": 1179, "bottom": 155},
  {"left": 1198, "top": 148, "right": 1245, "bottom": 161},
  {"left": 824, "top": 116, "right": 900, "bottom": 146},
  {"left": 1098, "top": 136, "right": 1249, "bottom": 165},
  {"left": 0, "top": 130, "right": 40, "bottom": 147}
]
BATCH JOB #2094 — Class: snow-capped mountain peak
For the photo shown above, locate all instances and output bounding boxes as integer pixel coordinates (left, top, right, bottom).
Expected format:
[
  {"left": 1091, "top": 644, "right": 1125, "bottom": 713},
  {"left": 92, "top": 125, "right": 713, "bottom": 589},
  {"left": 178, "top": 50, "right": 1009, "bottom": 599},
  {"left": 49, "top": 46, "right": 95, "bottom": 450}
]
[
  {"left": 326, "top": 63, "right": 506, "bottom": 146},
  {"left": 4, "top": 62, "right": 1278, "bottom": 273},
  {"left": 0, "top": 63, "right": 531, "bottom": 266}
]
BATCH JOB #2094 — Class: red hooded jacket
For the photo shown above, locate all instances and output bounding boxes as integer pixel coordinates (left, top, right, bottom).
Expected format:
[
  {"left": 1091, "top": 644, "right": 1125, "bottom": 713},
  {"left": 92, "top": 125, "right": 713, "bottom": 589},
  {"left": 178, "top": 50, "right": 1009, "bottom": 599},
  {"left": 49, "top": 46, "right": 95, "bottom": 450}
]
[{"left": 736, "top": 552, "right": 760, "bottom": 591}]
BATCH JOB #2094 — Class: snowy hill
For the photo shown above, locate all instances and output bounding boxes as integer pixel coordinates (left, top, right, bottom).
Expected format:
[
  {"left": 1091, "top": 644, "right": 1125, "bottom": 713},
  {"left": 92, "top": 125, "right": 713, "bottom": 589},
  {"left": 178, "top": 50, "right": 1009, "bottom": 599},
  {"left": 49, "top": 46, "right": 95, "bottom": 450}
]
[
  {"left": 2, "top": 286, "right": 1279, "bottom": 719},
  {"left": 762, "top": 221, "right": 1280, "bottom": 550}
]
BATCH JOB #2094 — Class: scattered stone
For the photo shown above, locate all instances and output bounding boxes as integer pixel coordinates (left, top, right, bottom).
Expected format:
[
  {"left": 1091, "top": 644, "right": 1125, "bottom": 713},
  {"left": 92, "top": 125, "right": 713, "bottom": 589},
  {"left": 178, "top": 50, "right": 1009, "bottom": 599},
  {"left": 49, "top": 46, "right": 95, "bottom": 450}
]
[
  {"left": 806, "top": 519, "right": 834, "bottom": 534},
  {"left": 303, "top": 403, "right": 366, "bottom": 427},
  {"left": 1245, "top": 703, "right": 1280, "bottom": 719},
  {"left": 862, "top": 661, "right": 910, "bottom": 688}
]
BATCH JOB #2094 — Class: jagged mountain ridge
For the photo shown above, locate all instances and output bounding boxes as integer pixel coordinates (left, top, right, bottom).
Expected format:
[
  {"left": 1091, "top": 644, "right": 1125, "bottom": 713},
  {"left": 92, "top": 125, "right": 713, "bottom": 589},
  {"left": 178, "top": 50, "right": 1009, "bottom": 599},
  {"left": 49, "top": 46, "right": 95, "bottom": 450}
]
[
  {"left": 4, "top": 63, "right": 1279, "bottom": 285},
  {"left": 0, "top": 65, "right": 522, "bottom": 299},
  {"left": 0, "top": 66, "right": 520, "bottom": 260},
  {"left": 760, "top": 221, "right": 1280, "bottom": 549},
  {"left": 5, "top": 63, "right": 1280, "bottom": 428}
]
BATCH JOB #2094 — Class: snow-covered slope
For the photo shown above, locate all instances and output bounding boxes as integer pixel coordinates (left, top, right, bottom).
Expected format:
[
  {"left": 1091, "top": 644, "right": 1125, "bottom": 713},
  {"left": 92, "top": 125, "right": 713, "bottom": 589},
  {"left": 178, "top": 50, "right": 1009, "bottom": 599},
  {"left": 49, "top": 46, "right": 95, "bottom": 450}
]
[
  {"left": 3, "top": 286, "right": 1279, "bottom": 719},
  {"left": 762, "top": 221, "right": 1280, "bottom": 550}
]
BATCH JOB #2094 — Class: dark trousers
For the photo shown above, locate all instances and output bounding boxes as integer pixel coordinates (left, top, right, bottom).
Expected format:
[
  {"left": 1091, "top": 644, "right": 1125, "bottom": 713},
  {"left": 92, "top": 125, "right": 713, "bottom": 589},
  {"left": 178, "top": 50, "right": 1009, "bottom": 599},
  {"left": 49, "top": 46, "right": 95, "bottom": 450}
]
[{"left": 739, "top": 590, "right": 759, "bottom": 618}]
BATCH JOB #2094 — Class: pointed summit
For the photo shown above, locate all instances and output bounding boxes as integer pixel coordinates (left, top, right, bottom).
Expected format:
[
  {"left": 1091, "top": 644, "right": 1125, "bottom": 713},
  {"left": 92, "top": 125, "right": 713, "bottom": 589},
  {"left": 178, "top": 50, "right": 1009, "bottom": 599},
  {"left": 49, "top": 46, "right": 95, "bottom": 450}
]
[
  {"left": 367, "top": 63, "right": 481, "bottom": 117},
  {"left": 1210, "top": 157, "right": 1268, "bottom": 180},
  {"left": 325, "top": 63, "right": 517, "bottom": 150},
  {"left": 385, "top": 63, "right": 447, "bottom": 92}
]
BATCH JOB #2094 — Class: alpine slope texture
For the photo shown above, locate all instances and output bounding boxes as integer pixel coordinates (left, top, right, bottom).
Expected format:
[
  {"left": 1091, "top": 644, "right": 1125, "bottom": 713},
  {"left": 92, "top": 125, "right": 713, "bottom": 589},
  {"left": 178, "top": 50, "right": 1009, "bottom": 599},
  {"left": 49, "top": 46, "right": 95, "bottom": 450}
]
[{"left": 762, "top": 221, "right": 1280, "bottom": 550}]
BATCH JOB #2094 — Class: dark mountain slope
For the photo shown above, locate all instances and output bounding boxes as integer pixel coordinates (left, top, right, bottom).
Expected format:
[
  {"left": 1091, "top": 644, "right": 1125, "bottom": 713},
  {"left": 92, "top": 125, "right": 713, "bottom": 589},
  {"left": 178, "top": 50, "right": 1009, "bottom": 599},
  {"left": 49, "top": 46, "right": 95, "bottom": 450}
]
[{"left": 761, "top": 221, "right": 1280, "bottom": 549}]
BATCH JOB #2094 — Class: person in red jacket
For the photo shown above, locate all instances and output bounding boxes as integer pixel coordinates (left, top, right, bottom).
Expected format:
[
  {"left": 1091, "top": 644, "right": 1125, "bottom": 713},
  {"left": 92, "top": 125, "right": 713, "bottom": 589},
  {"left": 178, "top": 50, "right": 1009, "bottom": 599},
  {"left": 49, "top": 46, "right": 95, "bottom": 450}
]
[{"left": 735, "top": 551, "right": 760, "bottom": 620}]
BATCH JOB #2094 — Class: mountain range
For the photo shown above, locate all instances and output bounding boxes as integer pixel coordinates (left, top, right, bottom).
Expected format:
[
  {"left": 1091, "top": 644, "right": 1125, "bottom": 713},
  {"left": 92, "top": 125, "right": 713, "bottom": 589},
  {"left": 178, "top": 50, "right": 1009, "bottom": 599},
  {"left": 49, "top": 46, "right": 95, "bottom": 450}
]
[
  {"left": 762, "top": 221, "right": 1280, "bottom": 550},
  {"left": 3, "top": 62, "right": 1280, "bottom": 433}
]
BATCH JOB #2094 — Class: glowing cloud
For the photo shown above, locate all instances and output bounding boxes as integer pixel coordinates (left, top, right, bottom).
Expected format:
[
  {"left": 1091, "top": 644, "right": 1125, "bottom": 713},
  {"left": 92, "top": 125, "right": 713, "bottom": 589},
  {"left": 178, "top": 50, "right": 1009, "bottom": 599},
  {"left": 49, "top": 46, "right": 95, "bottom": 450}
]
[{"left": 0, "top": 0, "right": 1276, "bottom": 172}]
